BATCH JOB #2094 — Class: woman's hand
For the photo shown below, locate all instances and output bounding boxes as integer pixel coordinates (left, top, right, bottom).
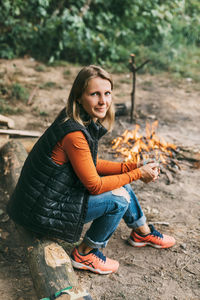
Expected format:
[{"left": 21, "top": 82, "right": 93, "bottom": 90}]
[{"left": 139, "top": 162, "right": 160, "bottom": 184}]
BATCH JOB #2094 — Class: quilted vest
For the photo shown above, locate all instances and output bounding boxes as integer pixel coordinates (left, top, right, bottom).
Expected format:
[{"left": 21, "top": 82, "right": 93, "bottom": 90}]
[{"left": 7, "top": 108, "right": 107, "bottom": 243}]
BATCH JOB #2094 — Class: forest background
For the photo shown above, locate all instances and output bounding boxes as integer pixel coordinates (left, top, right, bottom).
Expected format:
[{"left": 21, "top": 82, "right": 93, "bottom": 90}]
[{"left": 0, "top": 0, "right": 200, "bottom": 80}]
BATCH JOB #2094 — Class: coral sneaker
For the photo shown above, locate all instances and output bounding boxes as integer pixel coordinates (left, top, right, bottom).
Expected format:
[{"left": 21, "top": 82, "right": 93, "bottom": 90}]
[
  {"left": 71, "top": 247, "right": 119, "bottom": 274},
  {"left": 128, "top": 224, "right": 175, "bottom": 249}
]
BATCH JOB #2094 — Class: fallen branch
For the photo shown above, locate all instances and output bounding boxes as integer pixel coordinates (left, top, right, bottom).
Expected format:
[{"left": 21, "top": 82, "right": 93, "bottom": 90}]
[
  {"left": 0, "top": 129, "right": 41, "bottom": 138},
  {"left": 151, "top": 221, "right": 170, "bottom": 226},
  {"left": 176, "top": 147, "right": 200, "bottom": 162},
  {"left": 27, "top": 85, "right": 39, "bottom": 105}
]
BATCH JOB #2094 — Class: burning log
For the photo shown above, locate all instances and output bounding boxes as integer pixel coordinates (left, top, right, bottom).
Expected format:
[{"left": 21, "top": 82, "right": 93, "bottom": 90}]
[{"left": 0, "top": 140, "right": 93, "bottom": 300}]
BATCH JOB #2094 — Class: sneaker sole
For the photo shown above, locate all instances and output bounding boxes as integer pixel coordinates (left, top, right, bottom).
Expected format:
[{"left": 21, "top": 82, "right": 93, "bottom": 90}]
[
  {"left": 71, "top": 259, "right": 115, "bottom": 275},
  {"left": 128, "top": 237, "right": 171, "bottom": 249}
]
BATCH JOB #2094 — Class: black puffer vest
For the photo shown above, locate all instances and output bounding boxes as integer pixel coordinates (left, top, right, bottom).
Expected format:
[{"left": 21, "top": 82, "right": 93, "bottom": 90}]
[{"left": 7, "top": 108, "right": 107, "bottom": 243}]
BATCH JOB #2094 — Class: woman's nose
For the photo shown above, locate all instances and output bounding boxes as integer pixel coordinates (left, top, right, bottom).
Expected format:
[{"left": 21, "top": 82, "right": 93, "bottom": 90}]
[{"left": 99, "top": 95, "right": 106, "bottom": 104}]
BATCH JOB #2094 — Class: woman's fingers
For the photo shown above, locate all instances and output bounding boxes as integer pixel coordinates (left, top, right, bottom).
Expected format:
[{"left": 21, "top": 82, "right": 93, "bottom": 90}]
[
  {"left": 147, "top": 162, "right": 159, "bottom": 169},
  {"left": 139, "top": 163, "right": 159, "bottom": 183}
]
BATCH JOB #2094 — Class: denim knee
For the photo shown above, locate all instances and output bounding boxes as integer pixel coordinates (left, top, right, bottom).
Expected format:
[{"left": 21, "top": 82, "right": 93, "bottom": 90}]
[
  {"left": 123, "top": 183, "right": 134, "bottom": 194},
  {"left": 110, "top": 188, "right": 130, "bottom": 213}
]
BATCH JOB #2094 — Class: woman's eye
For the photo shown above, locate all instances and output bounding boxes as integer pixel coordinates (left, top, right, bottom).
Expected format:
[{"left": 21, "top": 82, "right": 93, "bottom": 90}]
[{"left": 90, "top": 91, "right": 111, "bottom": 96}]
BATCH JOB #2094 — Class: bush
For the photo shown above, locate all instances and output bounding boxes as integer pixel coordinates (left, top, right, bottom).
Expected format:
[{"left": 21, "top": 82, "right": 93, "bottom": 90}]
[
  {"left": 11, "top": 83, "right": 29, "bottom": 102},
  {"left": 0, "top": 0, "right": 199, "bottom": 77}
]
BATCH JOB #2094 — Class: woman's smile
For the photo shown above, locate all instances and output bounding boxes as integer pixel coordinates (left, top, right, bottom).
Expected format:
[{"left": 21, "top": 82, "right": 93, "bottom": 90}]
[{"left": 95, "top": 107, "right": 106, "bottom": 112}]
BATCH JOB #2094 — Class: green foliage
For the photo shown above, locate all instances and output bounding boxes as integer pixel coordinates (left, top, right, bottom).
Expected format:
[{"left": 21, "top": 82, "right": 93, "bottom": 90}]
[
  {"left": 39, "top": 81, "right": 57, "bottom": 89},
  {"left": 0, "top": 98, "right": 22, "bottom": 114},
  {"left": 11, "top": 83, "right": 29, "bottom": 102},
  {"left": 0, "top": 0, "right": 199, "bottom": 77},
  {"left": 34, "top": 64, "right": 47, "bottom": 72},
  {"left": 39, "top": 110, "right": 49, "bottom": 116},
  {"left": 0, "top": 80, "right": 28, "bottom": 113}
]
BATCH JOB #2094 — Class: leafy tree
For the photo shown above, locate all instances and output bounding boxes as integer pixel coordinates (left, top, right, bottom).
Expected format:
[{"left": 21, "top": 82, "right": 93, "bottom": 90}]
[{"left": 0, "top": 0, "right": 199, "bottom": 75}]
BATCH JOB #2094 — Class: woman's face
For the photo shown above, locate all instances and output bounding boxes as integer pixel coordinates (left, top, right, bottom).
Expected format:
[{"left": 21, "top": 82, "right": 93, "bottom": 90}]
[{"left": 79, "top": 77, "right": 112, "bottom": 122}]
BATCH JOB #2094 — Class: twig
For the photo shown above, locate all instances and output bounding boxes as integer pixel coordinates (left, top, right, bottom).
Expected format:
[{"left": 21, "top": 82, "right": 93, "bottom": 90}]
[
  {"left": 181, "top": 257, "right": 194, "bottom": 273},
  {"left": 27, "top": 86, "right": 39, "bottom": 105},
  {"left": 136, "top": 59, "right": 151, "bottom": 72},
  {"left": 184, "top": 267, "right": 197, "bottom": 276},
  {"left": 151, "top": 221, "right": 170, "bottom": 226}
]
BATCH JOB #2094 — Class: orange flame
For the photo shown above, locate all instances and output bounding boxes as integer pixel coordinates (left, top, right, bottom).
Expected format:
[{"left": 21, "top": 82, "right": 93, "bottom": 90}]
[{"left": 112, "top": 121, "right": 176, "bottom": 164}]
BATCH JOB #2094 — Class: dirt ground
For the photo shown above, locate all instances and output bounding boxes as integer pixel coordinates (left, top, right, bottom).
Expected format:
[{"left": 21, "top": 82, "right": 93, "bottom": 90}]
[{"left": 0, "top": 58, "right": 199, "bottom": 300}]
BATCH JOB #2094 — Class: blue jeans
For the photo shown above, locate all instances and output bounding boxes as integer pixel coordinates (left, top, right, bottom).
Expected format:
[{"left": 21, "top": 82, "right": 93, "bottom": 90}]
[{"left": 83, "top": 184, "right": 146, "bottom": 248}]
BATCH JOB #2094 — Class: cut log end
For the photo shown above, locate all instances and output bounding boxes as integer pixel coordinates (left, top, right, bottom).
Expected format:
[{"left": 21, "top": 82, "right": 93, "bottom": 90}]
[{"left": 0, "top": 114, "right": 15, "bottom": 129}]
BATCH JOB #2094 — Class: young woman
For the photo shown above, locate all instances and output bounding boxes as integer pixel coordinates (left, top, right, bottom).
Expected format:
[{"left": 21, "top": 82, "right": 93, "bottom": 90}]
[{"left": 7, "top": 65, "right": 175, "bottom": 275}]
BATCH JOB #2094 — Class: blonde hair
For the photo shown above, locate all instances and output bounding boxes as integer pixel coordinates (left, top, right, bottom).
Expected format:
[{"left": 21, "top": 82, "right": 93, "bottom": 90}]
[{"left": 66, "top": 65, "right": 115, "bottom": 131}]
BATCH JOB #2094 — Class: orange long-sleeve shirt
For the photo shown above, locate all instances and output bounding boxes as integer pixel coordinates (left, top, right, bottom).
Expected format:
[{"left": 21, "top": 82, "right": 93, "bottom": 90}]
[{"left": 51, "top": 131, "right": 141, "bottom": 195}]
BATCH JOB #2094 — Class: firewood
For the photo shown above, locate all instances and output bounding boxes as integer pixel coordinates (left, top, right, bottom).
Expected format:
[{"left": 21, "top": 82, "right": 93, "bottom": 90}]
[
  {"left": 177, "top": 147, "right": 200, "bottom": 162},
  {"left": 166, "top": 165, "right": 179, "bottom": 174},
  {"left": 161, "top": 167, "right": 173, "bottom": 184},
  {"left": 0, "top": 140, "right": 93, "bottom": 300},
  {"left": 171, "top": 158, "right": 182, "bottom": 170},
  {"left": 0, "top": 114, "right": 15, "bottom": 128},
  {"left": 0, "top": 129, "right": 41, "bottom": 137}
]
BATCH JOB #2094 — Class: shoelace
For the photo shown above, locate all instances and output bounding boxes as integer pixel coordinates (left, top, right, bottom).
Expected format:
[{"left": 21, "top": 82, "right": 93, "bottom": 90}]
[
  {"left": 149, "top": 224, "right": 163, "bottom": 239},
  {"left": 90, "top": 248, "right": 106, "bottom": 262}
]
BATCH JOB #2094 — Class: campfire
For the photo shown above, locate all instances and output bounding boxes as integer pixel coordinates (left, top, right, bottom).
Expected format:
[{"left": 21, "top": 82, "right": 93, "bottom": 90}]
[
  {"left": 112, "top": 121, "right": 177, "bottom": 164},
  {"left": 111, "top": 121, "right": 181, "bottom": 183}
]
